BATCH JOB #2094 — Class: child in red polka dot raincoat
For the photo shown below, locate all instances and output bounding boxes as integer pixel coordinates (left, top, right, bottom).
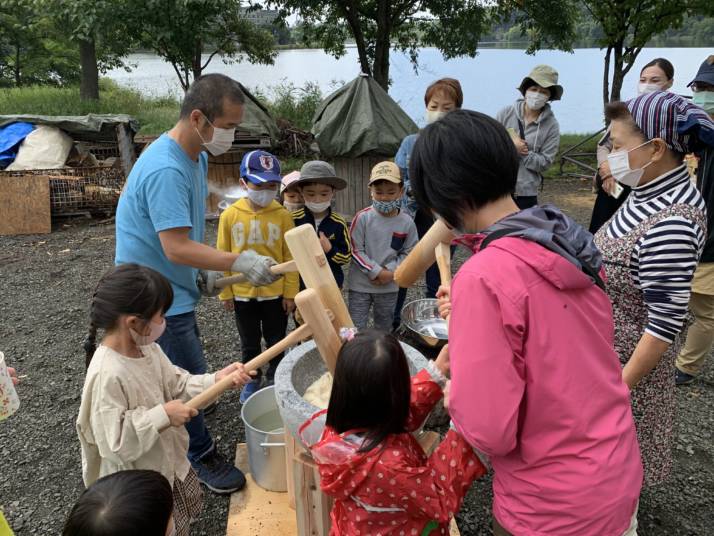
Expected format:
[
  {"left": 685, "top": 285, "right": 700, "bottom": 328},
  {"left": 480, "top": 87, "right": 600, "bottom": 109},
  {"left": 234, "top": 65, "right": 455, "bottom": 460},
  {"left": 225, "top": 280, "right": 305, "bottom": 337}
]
[{"left": 299, "top": 330, "right": 487, "bottom": 536}]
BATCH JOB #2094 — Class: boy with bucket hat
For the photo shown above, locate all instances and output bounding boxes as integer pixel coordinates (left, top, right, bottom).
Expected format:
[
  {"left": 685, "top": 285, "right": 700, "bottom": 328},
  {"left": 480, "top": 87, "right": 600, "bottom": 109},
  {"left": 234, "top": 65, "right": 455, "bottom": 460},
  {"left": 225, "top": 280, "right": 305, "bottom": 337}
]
[
  {"left": 496, "top": 64, "right": 562, "bottom": 209},
  {"left": 217, "top": 150, "right": 299, "bottom": 402},
  {"left": 292, "top": 160, "right": 352, "bottom": 288}
]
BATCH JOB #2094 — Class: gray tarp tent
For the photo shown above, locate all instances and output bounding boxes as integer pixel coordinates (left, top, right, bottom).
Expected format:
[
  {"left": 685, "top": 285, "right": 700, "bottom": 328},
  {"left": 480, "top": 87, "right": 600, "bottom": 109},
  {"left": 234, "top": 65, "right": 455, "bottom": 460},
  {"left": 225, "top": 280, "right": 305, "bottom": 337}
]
[
  {"left": 0, "top": 114, "right": 138, "bottom": 141},
  {"left": 311, "top": 74, "right": 418, "bottom": 158}
]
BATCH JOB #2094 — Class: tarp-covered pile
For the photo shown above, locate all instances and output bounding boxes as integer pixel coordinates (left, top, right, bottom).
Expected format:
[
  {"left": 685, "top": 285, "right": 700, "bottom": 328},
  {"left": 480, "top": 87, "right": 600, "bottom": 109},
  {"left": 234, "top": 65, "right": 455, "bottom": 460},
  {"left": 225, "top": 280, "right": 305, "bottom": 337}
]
[
  {"left": 312, "top": 74, "right": 418, "bottom": 158},
  {"left": 237, "top": 83, "right": 280, "bottom": 143}
]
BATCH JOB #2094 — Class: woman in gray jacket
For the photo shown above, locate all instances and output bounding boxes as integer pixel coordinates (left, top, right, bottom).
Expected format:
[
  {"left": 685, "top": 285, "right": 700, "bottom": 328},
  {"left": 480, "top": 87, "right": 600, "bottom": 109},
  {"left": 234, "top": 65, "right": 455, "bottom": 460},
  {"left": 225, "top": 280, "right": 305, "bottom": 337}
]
[{"left": 496, "top": 65, "right": 562, "bottom": 209}]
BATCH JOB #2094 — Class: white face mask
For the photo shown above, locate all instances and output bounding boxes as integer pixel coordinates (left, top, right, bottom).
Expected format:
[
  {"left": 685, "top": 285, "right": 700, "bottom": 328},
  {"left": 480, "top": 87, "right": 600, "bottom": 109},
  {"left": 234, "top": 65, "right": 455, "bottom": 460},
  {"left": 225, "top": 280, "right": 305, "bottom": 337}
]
[
  {"left": 245, "top": 187, "right": 277, "bottom": 207},
  {"left": 305, "top": 200, "right": 332, "bottom": 213},
  {"left": 196, "top": 114, "right": 235, "bottom": 156},
  {"left": 638, "top": 82, "right": 663, "bottom": 95},
  {"left": 426, "top": 110, "right": 448, "bottom": 124},
  {"left": 525, "top": 91, "right": 548, "bottom": 111},
  {"left": 607, "top": 140, "right": 654, "bottom": 188},
  {"left": 130, "top": 318, "right": 166, "bottom": 347},
  {"left": 283, "top": 201, "right": 304, "bottom": 212}
]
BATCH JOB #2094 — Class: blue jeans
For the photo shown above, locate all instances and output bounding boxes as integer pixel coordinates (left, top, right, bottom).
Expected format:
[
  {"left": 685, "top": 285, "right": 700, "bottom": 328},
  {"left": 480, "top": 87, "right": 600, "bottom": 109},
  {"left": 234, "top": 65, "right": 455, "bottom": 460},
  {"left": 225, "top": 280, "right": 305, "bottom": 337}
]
[{"left": 158, "top": 311, "right": 214, "bottom": 463}]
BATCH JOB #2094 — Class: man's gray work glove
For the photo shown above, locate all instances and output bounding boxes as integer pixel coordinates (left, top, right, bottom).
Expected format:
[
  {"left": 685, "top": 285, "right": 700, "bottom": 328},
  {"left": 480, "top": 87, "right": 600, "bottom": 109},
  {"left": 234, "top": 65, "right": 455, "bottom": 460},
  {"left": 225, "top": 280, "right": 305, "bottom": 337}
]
[
  {"left": 197, "top": 270, "right": 222, "bottom": 297},
  {"left": 231, "top": 250, "right": 279, "bottom": 286}
]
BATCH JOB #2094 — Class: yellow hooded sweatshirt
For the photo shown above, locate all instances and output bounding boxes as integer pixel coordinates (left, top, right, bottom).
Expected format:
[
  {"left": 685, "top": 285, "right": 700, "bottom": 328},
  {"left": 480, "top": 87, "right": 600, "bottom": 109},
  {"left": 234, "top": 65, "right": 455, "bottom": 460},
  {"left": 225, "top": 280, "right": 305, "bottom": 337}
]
[{"left": 217, "top": 198, "right": 298, "bottom": 301}]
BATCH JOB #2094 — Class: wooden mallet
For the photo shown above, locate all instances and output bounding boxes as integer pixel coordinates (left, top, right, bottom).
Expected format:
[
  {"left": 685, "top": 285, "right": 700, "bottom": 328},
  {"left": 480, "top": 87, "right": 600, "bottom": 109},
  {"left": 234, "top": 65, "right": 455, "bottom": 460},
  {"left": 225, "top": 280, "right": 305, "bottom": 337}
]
[
  {"left": 285, "top": 224, "right": 353, "bottom": 330},
  {"left": 185, "top": 289, "right": 338, "bottom": 410},
  {"left": 215, "top": 260, "right": 297, "bottom": 289},
  {"left": 434, "top": 242, "right": 452, "bottom": 325},
  {"left": 394, "top": 218, "right": 455, "bottom": 288}
]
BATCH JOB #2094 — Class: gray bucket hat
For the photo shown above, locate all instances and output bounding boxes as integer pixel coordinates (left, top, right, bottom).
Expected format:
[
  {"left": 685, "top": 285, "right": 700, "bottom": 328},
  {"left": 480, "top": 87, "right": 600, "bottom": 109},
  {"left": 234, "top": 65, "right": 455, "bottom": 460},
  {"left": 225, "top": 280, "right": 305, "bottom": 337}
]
[
  {"left": 518, "top": 65, "right": 564, "bottom": 101},
  {"left": 688, "top": 55, "right": 714, "bottom": 88},
  {"left": 296, "top": 160, "right": 347, "bottom": 190}
]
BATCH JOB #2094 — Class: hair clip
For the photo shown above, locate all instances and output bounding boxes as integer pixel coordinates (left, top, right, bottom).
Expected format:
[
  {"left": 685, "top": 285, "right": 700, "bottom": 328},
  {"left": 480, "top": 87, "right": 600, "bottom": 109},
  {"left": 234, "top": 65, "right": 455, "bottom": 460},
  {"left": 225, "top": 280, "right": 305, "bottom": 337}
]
[{"left": 339, "top": 327, "right": 358, "bottom": 342}]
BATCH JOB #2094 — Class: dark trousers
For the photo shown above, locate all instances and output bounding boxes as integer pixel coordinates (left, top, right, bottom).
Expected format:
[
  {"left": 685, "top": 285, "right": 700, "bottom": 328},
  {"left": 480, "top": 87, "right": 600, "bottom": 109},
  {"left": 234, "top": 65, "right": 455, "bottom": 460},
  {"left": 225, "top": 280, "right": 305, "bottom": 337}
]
[
  {"left": 233, "top": 299, "right": 288, "bottom": 381},
  {"left": 514, "top": 195, "right": 538, "bottom": 210},
  {"left": 158, "top": 311, "right": 214, "bottom": 463}
]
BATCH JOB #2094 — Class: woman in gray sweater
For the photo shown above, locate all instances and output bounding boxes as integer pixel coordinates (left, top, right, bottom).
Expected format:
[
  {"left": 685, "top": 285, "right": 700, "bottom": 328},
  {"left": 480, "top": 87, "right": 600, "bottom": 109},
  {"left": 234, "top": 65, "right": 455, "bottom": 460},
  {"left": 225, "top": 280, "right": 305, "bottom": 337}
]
[{"left": 496, "top": 65, "right": 562, "bottom": 209}]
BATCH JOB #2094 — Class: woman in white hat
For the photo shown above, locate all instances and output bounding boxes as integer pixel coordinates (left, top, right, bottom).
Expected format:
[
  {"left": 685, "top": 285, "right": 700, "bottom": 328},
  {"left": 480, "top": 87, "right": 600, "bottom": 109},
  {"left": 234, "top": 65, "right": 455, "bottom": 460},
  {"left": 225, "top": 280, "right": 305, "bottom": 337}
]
[{"left": 496, "top": 65, "right": 562, "bottom": 209}]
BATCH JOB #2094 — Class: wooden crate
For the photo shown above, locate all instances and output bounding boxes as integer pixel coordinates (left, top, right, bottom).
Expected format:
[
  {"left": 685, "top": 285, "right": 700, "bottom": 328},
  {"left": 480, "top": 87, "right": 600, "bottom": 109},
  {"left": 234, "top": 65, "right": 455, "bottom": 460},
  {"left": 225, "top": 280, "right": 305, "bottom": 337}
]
[
  {"left": 332, "top": 156, "right": 385, "bottom": 219},
  {"left": 0, "top": 174, "right": 51, "bottom": 235}
]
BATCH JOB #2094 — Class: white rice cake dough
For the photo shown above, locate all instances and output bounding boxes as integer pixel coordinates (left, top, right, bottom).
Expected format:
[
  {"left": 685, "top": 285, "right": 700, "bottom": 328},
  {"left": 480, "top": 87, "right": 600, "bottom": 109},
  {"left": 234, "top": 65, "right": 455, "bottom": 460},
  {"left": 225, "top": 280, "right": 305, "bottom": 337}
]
[{"left": 302, "top": 372, "right": 333, "bottom": 409}]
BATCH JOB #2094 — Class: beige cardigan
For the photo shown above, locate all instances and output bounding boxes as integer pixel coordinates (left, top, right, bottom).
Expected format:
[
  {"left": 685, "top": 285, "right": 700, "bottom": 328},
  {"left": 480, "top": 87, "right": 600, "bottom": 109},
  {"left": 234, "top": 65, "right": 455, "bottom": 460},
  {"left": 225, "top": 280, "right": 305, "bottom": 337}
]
[{"left": 77, "top": 344, "right": 215, "bottom": 487}]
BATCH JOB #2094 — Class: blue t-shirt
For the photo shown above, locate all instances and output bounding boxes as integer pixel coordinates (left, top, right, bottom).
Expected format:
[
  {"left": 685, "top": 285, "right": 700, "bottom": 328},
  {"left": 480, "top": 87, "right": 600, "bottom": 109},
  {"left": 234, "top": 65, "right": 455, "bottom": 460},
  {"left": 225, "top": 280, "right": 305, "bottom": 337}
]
[{"left": 115, "top": 134, "right": 208, "bottom": 316}]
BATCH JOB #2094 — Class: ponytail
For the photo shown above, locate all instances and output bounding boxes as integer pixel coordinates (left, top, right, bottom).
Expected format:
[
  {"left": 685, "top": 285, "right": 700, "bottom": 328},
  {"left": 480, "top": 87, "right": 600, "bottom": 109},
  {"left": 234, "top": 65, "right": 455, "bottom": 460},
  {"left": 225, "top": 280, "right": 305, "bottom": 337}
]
[
  {"left": 83, "top": 324, "right": 98, "bottom": 369},
  {"left": 83, "top": 264, "right": 174, "bottom": 368}
]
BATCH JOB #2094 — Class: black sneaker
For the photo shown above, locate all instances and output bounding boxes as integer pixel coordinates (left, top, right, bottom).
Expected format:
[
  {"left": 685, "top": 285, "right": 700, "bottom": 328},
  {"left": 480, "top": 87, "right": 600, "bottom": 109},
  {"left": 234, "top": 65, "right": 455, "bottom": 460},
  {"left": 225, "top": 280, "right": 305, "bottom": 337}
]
[
  {"left": 193, "top": 448, "right": 246, "bottom": 494},
  {"left": 675, "top": 369, "right": 696, "bottom": 386}
]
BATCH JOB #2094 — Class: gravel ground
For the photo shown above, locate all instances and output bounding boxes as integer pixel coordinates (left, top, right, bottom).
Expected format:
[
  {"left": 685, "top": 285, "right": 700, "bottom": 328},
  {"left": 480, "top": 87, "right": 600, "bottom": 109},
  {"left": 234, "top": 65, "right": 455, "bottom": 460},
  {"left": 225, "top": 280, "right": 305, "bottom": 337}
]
[{"left": 0, "top": 177, "right": 712, "bottom": 535}]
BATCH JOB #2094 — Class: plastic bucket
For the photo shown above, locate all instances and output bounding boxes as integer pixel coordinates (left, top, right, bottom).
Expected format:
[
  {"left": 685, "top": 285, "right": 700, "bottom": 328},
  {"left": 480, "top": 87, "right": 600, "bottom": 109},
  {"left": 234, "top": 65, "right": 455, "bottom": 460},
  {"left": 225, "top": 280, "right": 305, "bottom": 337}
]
[{"left": 240, "top": 386, "right": 287, "bottom": 492}]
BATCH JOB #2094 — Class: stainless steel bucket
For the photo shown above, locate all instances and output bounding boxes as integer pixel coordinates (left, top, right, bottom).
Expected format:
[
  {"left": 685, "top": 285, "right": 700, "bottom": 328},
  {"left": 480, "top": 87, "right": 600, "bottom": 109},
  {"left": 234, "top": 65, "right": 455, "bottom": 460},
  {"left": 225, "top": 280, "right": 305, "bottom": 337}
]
[
  {"left": 401, "top": 298, "right": 448, "bottom": 348},
  {"left": 240, "top": 386, "right": 287, "bottom": 492}
]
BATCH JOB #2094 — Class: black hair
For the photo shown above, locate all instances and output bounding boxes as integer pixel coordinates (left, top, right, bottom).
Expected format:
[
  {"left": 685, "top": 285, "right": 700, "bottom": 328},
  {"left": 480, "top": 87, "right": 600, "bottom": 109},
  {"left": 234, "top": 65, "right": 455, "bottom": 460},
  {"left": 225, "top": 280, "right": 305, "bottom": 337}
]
[
  {"left": 326, "top": 330, "right": 411, "bottom": 453},
  {"left": 83, "top": 264, "right": 173, "bottom": 368},
  {"left": 179, "top": 73, "right": 246, "bottom": 121},
  {"left": 409, "top": 109, "right": 519, "bottom": 230},
  {"left": 521, "top": 81, "right": 552, "bottom": 100},
  {"left": 641, "top": 58, "right": 675, "bottom": 80},
  {"left": 62, "top": 470, "right": 173, "bottom": 536},
  {"left": 369, "top": 179, "right": 403, "bottom": 188}
]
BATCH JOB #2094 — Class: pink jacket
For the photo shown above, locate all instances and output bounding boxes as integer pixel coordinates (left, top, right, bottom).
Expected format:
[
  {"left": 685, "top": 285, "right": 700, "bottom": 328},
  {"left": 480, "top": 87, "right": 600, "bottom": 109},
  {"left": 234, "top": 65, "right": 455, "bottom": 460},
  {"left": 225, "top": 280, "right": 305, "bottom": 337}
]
[{"left": 449, "top": 236, "right": 642, "bottom": 536}]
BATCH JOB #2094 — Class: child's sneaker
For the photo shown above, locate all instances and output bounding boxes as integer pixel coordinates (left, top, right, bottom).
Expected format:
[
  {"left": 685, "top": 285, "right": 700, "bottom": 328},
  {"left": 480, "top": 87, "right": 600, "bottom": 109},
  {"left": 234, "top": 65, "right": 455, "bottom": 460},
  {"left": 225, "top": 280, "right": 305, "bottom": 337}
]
[
  {"left": 240, "top": 379, "right": 261, "bottom": 403},
  {"left": 193, "top": 447, "right": 246, "bottom": 494},
  {"left": 675, "top": 369, "right": 696, "bottom": 386}
]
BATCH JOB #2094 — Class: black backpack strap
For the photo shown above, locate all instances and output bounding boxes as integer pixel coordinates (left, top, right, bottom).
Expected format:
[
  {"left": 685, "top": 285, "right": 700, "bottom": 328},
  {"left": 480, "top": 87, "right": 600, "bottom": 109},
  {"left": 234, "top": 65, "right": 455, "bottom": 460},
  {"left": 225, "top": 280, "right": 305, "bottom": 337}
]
[{"left": 480, "top": 230, "right": 606, "bottom": 292}]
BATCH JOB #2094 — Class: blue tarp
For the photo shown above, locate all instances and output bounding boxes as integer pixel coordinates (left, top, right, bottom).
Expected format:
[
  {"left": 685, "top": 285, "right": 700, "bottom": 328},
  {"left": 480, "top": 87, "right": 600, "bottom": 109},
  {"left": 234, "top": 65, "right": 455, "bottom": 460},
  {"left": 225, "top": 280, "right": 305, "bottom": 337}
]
[{"left": 0, "top": 122, "right": 34, "bottom": 168}]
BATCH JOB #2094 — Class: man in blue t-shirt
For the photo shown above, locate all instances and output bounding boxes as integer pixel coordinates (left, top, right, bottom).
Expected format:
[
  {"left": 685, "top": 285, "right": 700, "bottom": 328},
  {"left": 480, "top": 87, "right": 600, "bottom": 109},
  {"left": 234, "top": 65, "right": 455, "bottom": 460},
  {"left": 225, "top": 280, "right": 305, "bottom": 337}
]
[{"left": 116, "top": 73, "right": 279, "bottom": 494}]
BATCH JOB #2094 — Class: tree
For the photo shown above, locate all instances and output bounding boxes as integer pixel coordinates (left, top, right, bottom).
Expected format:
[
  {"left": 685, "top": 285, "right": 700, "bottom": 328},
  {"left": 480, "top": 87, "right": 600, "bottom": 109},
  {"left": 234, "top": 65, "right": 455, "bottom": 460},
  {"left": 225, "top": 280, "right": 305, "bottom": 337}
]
[
  {"left": 581, "top": 0, "right": 714, "bottom": 107},
  {"left": 47, "top": 0, "right": 135, "bottom": 100},
  {"left": 131, "top": 0, "right": 277, "bottom": 92},
  {"left": 0, "top": 0, "right": 81, "bottom": 87},
  {"left": 270, "top": 0, "right": 577, "bottom": 91}
]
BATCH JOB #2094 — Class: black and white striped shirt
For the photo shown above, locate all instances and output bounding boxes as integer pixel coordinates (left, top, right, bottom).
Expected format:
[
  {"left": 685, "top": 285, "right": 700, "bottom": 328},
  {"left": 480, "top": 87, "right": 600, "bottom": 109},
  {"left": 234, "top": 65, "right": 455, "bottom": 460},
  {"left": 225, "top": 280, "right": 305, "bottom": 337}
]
[{"left": 606, "top": 165, "right": 706, "bottom": 343}]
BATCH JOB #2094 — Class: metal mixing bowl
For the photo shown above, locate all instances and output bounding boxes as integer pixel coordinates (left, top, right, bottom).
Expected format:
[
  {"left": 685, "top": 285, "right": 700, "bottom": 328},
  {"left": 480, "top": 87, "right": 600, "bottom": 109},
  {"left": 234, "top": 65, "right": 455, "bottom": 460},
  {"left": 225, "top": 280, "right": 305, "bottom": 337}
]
[{"left": 401, "top": 298, "right": 448, "bottom": 348}]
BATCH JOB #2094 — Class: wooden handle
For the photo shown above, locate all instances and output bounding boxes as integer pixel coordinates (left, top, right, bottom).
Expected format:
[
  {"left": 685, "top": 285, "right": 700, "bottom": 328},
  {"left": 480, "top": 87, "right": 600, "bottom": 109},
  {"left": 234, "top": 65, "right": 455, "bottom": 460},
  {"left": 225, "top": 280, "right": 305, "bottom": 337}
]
[
  {"left": 215, "top": 260, "right": 297, "bottom": 289},
  {"left": 285, "top": 224, "right": 353, "bottom": 329},
  {"left": 186, "top": 322, "right": 313, "bottom": 410},
  {"left": 394, "top": 219, "right": 455, "bottom": 288},
  {"left": 434, "top": 243, "right": 452, "bottom": 286},
  {"left": 295, "top": 289, "right": 342, "bottom": 374}
]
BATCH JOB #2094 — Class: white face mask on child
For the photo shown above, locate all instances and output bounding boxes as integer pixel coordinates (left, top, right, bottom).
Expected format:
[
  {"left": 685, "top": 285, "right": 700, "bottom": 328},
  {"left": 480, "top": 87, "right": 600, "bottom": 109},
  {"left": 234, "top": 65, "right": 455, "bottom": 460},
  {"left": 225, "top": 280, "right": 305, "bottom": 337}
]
[
  {"left": 130, "top": 318, "right": 166, "bottom": 346},
  {"left": 283, "top": 201, "right": 304, "bottom": 212},
  {"left": 246, "top": 187, "right": 277, "bottom": 207},
  {"left": 305, "top": 200, "right": 332, "bottom": 213}
]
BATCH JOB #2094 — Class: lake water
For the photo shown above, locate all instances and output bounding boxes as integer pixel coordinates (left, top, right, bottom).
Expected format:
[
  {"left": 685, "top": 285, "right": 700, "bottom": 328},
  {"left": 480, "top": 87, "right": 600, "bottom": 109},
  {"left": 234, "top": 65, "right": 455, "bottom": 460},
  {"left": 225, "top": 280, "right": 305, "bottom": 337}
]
[{"left": 107, "top": 47, "right": 711, "bottom": 134}]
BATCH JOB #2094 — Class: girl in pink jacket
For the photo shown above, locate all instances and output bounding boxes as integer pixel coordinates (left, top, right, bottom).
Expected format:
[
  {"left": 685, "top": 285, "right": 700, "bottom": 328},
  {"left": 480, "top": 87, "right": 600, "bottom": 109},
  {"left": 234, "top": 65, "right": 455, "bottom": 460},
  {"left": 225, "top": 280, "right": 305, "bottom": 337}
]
[
  {"left": 302, "top": 330, "right": 486, "bottom": 535},
  {"left": 408, "top": 109, "right": 643, "bottom": 536}
]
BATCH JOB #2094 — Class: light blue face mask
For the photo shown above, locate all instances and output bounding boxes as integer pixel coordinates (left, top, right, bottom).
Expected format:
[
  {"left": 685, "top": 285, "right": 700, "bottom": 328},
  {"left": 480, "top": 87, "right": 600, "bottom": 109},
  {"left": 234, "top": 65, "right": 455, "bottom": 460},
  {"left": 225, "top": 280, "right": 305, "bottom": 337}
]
[{"left": 372, "top": 199, "right": 401, "bottom": 214}]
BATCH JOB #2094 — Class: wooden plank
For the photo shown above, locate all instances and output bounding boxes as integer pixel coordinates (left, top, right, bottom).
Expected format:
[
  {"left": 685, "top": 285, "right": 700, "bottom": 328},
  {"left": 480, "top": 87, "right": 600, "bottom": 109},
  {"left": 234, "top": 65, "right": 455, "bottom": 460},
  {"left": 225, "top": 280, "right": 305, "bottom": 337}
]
[
  {"left": 285, "top": 431, "right": 299, "bottom": 510},
  {"left": 0, "top": 175, "right": 51, "bottom": 235},
  {"left": 294, "top": 452, "right": 332, "bottom": 536},
  {"left": 226, "top": 443, "right": 297, "bottom": 536}
]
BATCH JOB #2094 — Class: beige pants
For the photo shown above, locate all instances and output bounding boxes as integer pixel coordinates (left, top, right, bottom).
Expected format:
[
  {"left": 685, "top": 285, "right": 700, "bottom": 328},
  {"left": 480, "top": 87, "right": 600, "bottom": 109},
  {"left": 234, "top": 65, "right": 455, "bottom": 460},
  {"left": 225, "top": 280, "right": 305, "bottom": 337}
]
[{"left": 676, "top": 291, "right": 714, "bottom": 376}]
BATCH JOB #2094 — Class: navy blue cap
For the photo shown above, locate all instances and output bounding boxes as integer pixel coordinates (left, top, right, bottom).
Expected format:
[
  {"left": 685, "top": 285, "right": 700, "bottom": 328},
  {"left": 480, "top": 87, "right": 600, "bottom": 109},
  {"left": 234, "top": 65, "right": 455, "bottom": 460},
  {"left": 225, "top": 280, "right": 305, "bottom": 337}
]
[
  {"left": 688, "top": 56, "right": 714, "bottom": 88},
  {"left": 240, "top": 150, "right": 282, "bottom": 184}
]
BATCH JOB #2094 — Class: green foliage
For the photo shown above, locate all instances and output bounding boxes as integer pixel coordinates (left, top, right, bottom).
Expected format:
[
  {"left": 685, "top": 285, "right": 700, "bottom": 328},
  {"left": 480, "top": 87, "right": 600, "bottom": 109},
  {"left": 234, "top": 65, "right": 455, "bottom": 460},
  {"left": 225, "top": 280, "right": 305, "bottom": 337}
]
[
  {"left": 0, "top": 0, "right": 81, "bottom": 86},
  {"left": 254, "top": 81, "right": 323, "bottom": 131},
  {"left": 271, "top": 0, "right": 577, "bottom": 89},
  {"left": 0, "top": 79, "right": 180, "bottom": 135},
  {"left": 129, "top": 0, "right": 277, "bottom": 91}
]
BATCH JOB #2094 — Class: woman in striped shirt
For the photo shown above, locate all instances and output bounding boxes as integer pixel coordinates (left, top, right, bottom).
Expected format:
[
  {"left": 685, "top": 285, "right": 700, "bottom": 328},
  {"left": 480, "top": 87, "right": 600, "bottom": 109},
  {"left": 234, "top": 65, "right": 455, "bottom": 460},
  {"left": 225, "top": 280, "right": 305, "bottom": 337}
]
[{"left": 594, "top": 91, "right": 714, "bottom": 486}]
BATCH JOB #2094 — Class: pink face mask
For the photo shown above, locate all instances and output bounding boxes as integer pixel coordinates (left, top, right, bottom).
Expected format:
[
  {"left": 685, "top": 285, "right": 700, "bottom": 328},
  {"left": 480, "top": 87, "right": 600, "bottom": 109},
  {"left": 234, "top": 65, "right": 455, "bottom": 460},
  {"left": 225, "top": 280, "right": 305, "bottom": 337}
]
[{"left": 130, "top": 318, "right": 166, "bottom": 346}]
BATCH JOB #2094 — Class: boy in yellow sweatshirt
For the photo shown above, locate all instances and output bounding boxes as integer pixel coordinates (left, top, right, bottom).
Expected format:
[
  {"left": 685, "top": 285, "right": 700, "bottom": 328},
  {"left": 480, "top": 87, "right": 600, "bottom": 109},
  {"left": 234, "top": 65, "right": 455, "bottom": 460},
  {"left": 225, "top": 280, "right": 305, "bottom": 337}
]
[{"left": 217, "top": 150, "right": 298, "bottom": 402}]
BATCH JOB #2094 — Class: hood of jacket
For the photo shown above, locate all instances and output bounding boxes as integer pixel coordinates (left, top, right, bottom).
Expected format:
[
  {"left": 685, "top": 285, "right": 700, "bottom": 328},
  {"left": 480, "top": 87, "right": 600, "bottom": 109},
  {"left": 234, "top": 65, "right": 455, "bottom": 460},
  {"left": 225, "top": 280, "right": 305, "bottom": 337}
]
[{"left": 457, "top": 204, "right": 604, "bottom": 291}]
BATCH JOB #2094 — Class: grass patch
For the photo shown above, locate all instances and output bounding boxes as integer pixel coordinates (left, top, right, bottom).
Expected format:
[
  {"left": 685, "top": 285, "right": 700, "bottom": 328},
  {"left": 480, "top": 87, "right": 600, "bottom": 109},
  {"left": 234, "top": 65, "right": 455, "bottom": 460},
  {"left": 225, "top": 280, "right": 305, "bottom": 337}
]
[
  {"left": 0, "top": 79, "right": 179, "bottom": 135},
  {"left": 544, "top": 131, "right": 603, "bottom": 181}
]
